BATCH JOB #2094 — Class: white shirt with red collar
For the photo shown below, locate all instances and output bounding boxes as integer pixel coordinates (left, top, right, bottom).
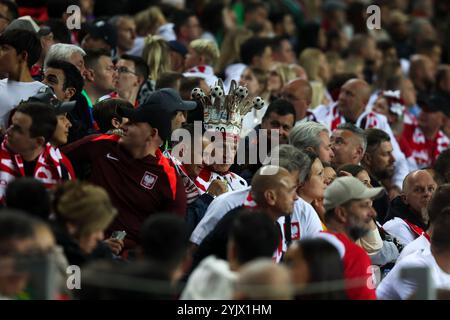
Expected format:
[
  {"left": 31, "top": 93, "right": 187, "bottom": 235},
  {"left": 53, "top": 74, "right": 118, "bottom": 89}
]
[
  {"left": 313, "top": 102, "right": 409, "bottom": 189},
  {"left": 194, "top": 167, "right": 248, "bottom": 195}
]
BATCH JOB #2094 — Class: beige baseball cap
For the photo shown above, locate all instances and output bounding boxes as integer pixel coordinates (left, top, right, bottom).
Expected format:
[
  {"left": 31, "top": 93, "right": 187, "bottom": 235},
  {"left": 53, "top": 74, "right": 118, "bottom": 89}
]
[{"left": 324, "top": 176, "right": 384, "bottom": 211}]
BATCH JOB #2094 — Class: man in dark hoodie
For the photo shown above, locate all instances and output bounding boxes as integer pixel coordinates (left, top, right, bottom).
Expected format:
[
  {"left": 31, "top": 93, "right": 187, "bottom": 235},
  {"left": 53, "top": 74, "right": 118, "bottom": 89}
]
[{"left": 383, "top": 170, "right": 437, "bottom": 246}]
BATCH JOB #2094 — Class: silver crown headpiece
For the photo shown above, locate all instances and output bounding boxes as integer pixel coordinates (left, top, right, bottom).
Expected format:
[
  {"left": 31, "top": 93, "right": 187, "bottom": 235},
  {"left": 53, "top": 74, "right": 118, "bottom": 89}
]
[{"left": 191, "top": 79, "right": 265, "bottom": 136}]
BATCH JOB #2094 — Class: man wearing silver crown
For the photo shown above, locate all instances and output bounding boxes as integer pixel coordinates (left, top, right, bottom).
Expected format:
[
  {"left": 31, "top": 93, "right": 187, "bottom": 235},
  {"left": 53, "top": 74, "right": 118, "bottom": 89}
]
[{"left": 190, "top": 79, "right": 266, "bottom": 195}]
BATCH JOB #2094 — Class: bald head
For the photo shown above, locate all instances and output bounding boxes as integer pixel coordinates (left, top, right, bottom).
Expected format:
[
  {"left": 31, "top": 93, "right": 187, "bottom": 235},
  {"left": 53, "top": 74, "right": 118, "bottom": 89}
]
[
  {"left": 403, "top": 170, "right": 435, "bottom": 193},
  {"left": 281, "top": 78, "right": 312, "bottom": 121},
  {"left": 234, "top": 258, "right": 292, "bottom": 300},
  {"left": 402, "top": 170, "right": 437, "bottom": 216},
  {"left": 409, "top": 54, "right": 435, "bottom": 88},
  {"left": 251, "top": 165, "right": 298, "bottom": 216},
  {"left": 337, "top": 79, "right": 370, "bottom": 121},
  {"left": 251, "top": 166, "right": 292, "bottom": 198}
]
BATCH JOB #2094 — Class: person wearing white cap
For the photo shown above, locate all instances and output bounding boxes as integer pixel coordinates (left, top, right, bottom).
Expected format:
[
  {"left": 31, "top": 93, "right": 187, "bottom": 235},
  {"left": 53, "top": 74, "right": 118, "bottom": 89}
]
[{"left": 320, "top": 176, "right": 384, "bottom": 300}]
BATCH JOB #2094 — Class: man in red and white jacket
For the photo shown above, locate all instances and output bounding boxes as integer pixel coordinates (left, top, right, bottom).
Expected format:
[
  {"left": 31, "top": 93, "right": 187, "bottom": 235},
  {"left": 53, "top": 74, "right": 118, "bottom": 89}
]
[
  {"left": 313, "top": 79, "right": 409, "bottom": 191},
  {"left": 400, "top": 93, "right": 450, "bottom": 168},
  {"left": 319, "top": 176, "right": 384, "bottom": 300},
  {"left": 0, "top": 102, "right": 73, "bottom": 204}
]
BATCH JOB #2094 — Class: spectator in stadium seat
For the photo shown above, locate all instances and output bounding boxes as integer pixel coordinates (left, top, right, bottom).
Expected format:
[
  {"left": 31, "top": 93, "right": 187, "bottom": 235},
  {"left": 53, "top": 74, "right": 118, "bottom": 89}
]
[
  {"left": 330, "top": 123, "right": 366, "bottom": 170},
  {"left": 383, "top": 170, "right": 437, "bottom": 247},
  {"left": 322, "top": 176, "right": 382, "bottom": 299},
  {"left": 0, "top": 210, "right": 40, "bottom": 299},
  {"left": 181, "top": 211, "right": 279, "bottom": 300},
  {"left": 289, "top": 121, "right": 334, "bottom": 165},
  {"left": 284, "top": 238, "right": 347, "bottom": 300},
  {"left": 233, "top": 258, "right": 293, "bottom": 300}
]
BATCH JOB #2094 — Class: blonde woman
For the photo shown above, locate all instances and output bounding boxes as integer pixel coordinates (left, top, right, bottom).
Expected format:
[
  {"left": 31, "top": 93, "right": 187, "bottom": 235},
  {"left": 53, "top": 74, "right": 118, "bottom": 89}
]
[
  {"left": 139, "top": 35, "right": 171, "bottom": 102},
  {"left": 129, "top": 7, "right": 175, "bottom": 57},
  {"left": 239, "top": 66, "right": 270, "bottom": 137},
  {"left": 299, "top": 48, "right": 332, "bottom": 108},
  {"left": 184, "top": 39, "right": 220, "bottom": 87},
  {"left": 267, "top": 63, "right": 297, "bottom": 100}
]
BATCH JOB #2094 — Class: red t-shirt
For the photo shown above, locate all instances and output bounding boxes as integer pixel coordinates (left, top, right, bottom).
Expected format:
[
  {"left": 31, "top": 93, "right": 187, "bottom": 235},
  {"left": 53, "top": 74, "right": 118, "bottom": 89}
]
[
  {"left": 323, "top": 231, "right": 377, "bottom": 300},
  {"left": 63, "top": 134, "right": 187, "bottom": 250}
]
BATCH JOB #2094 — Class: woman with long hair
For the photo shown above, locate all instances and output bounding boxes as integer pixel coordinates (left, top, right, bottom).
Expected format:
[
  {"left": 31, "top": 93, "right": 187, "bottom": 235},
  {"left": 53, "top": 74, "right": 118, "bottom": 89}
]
[{"left": 284, "top": 238, "right": 347, "bottom": 300}]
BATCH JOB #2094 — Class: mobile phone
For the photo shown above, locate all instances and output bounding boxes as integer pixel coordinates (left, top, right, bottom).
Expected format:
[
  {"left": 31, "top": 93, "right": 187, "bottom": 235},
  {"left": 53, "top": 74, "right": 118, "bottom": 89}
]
[{"left": 111, "top": 230, "right": 127, "bottom": 241}]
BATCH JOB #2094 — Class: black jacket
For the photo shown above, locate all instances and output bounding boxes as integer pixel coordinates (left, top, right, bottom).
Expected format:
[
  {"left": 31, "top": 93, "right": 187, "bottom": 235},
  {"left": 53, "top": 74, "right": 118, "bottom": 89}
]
[
  {"left": 384, "top": 196, "right": 428, "bottom": 231},
  {"left": 52, "top": 223, "right": 114, "bottom": 267}
]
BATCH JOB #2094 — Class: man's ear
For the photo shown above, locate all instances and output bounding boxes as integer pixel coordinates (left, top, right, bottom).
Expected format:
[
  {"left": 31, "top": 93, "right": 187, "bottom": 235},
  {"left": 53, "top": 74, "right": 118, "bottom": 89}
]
[
  {"left": 85, "top": 68, "right": 95, "bottom": 82},
  {"left": 111, "top": 117, "right": 122, "bottom": 129},
  {"left": 18, "top": 50, "right": 29, "bottom": 67},
  {"left": 401, "top": 193, "right": 408, "bottom": 204},
  {"left": 64, "top": 87, "right": 76, "bottom": 101},
  {"left": 137, "top": 75, "right": 145, "bottom": 87},
  {"left": 305, "top": 146, "right": 316, "bottom": 154},
  {"left": 35, "top": 136, "right": 46, "bottom": 148},
  {"left": 362, "top": 152, "right": 372, "bottom": 167},
  {"left": 334, "top": 206, "right": 347, "bottom": 224},
  {"left": 354, "top": 145, "right": 364, "bottom": 162},
  {"left": 264, "top": 189, "right": 276, "bottom": 206}
]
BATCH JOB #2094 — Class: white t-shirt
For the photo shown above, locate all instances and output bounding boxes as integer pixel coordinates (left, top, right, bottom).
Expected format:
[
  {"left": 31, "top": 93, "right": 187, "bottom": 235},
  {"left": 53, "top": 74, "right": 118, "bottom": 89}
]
[
  {"left": 0, "top": 79, "right": 46, "bottom": 128},
  {"left": 181, "top": 255, "right": 237, "bottom": 300},
  {"left": 190, "top": 187, "right": 323, "bottom": 245},
  {"left": 376, "top": 247, "right": 450, "bottom": 300},
  {"left": 383, "top": 217, "right": 418, "bottom": 247},
  {"left": 397, "top": 233, "right": 430, "bottom": 263}
]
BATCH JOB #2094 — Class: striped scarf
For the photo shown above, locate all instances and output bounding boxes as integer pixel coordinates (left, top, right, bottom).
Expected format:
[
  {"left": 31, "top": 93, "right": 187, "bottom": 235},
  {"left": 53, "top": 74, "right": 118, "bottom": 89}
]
[
  {"left": 0, "top": 140, "right": 66, "bottom": 203},
  {"left": 163, "top": 150, "right": 199, "bottom": 204}
]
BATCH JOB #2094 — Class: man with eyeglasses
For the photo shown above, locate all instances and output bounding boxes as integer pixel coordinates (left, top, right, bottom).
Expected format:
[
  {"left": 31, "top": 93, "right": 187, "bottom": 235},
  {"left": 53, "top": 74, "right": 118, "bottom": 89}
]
[{"left": 101, "top": 54, "right": 149, "bottom": 106}]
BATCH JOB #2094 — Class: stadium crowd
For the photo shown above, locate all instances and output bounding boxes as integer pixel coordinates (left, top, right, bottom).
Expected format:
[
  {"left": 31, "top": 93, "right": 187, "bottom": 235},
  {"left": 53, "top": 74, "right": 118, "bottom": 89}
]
[{"left": 0, "top": 0, "right": 450, "bottom": 300}]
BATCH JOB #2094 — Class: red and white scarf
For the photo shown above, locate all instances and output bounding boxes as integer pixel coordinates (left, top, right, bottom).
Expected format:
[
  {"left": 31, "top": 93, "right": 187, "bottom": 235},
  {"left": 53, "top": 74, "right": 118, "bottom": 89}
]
[
  {"left": 402, "top": 219, "right": 430, "bottom": 242},
  {"left": 405, "top": 124, "right": 449, "bottom": 168},
  {"left": 0, "top": 141, "right": 67, "bottom": 203},
  {"left": 163, "top": 150, "right": 199, "bottom": 204}
]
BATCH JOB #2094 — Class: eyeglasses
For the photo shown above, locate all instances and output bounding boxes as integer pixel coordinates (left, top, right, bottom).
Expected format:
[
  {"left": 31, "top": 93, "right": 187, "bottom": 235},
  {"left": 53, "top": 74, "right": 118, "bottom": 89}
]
[{"left": 116, "top": 66, "right": 138, "bottom": 75}]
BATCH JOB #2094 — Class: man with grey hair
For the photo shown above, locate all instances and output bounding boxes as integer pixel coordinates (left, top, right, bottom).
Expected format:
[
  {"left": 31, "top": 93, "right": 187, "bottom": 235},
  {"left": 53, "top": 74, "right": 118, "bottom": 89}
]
[
  {"left": 190, "top": 144, "right": 322, "bottom": 249},
  {"left": 289, "top": 121, "right": 334, "bottom": 164},
  {"left": 330, "top": 123, "right": 367, "bottom": 170},
  {"left": 109, "top": 15, "right": 137, "bottom": 57},
  {"left": 45, "top": 43, "right": 86, "bottom": 77}
]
